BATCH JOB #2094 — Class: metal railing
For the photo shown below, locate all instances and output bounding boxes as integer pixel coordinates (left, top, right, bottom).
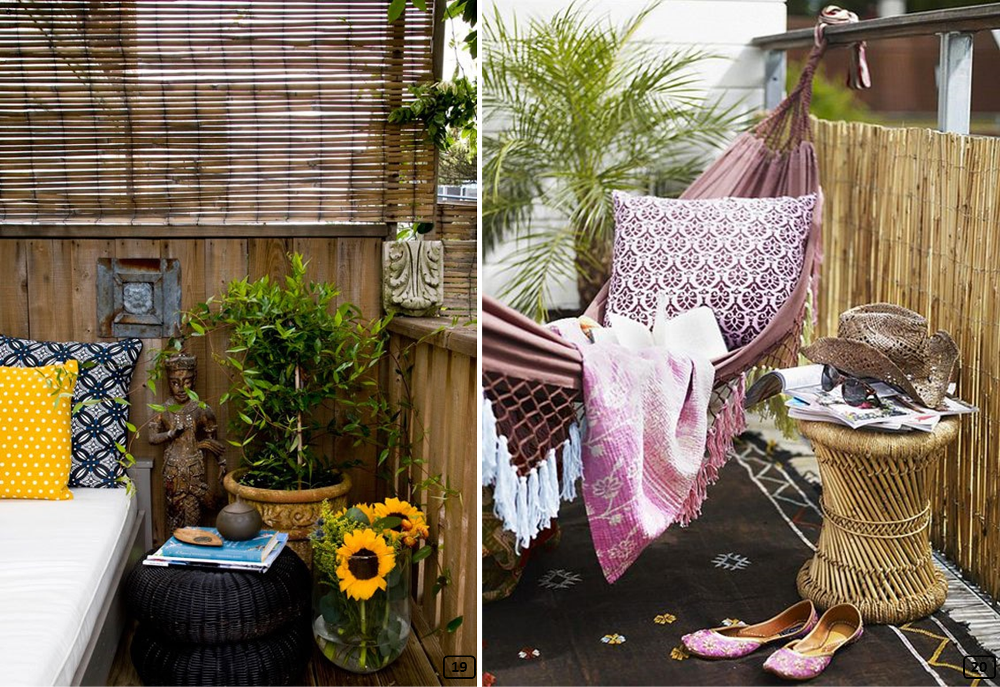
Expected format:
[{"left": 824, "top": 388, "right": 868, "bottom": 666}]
[{"left": 752, "top": 3, "right": 1000, "bottom": 134}]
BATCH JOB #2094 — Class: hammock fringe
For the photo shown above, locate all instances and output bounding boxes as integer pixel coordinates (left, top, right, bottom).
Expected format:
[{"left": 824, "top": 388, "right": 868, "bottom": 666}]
[
  {"left": 481, "top": 393, "right": 583, "bottom": 551},
  {"left": 679, "top": 377, "right": 748, "bottom": 527}
]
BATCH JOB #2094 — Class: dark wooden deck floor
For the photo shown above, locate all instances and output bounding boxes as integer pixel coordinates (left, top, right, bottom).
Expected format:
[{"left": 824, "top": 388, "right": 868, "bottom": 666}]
[{"left": 109, "top": 605, "right": 451, "bottom": 686}]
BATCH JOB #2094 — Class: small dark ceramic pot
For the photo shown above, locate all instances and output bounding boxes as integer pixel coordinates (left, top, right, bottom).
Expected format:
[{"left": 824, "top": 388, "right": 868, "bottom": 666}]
[{"left": 216, "top": 501, "right": 263, "bottom": 541}]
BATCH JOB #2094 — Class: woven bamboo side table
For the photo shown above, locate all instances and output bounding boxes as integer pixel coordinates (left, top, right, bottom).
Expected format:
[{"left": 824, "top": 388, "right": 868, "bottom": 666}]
[{"left": 796, "top": 418, "right": 959, "bottom": 624}]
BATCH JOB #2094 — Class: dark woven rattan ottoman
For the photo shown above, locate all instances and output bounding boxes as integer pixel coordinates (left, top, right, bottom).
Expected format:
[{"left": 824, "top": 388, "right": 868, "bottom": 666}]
[{"left": 126, "top": 548, "right": 312, "bottom": 686}]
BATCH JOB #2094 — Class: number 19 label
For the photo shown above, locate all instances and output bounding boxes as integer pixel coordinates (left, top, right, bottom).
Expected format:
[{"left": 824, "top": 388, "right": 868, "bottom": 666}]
[{"left": 443, "top": 655, "right": 476, "bottom": 679}]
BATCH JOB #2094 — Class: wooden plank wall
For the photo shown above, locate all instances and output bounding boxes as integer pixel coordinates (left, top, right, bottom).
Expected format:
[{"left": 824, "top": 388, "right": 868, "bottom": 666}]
[
  {"left": 0, "top": 236, "right": 383, "bottom": 545},
  {"left": 386, "top": 319, "right": 477, "bottom": 684},
  {"left": 812, "top": 119, "right": 1000, "bottom": 601}
]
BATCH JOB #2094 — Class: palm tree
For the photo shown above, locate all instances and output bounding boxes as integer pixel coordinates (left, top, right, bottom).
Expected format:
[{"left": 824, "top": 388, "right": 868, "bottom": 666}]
[{"left": 484, "top": 2, "right": 744, "bottom": 320}]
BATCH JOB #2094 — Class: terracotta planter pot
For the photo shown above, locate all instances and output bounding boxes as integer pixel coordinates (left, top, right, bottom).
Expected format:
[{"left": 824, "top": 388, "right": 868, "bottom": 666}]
[{"left": 223, "top": 468, "right": 352, "bottom": 568}]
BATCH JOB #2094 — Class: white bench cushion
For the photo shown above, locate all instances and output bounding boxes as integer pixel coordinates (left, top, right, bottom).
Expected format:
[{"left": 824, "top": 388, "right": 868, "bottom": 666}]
[{"left": 0, "top": 488, "right": 135, "bottom": 685}]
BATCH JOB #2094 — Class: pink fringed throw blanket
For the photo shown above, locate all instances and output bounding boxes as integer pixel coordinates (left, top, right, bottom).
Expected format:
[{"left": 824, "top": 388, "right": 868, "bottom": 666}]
[{"left": 553, "top": 322, "right": 745, "bottom": 583}]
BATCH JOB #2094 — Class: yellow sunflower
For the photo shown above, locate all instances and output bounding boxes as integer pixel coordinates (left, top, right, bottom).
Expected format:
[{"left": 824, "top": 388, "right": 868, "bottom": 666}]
[
  {"left": 335, "top": 528, "right": 395, "bottom": 601},
  {"left": 374, "top": 497, "right": 421, "bottom": 523}
]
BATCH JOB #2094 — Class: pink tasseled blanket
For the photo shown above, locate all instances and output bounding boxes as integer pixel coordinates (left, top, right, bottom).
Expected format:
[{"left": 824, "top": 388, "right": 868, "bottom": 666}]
[{"left": 552, "top": 323, "right": 745, "bottom": 583}]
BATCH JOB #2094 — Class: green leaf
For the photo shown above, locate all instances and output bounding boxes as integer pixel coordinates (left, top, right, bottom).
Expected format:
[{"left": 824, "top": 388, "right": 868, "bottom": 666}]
[
  {"left": 387, "top": 0, "right": 405, "bottom": 23},
  {"left": 319, "top": 592, "right": 341, "bottom": 625},
  {"left": 372, "top": 516, "right": 402, "bottom": 531},
  {"left": 446, "top": 616, "right": 463, "bottom": 633},
  {"left": 412, "top": 0, "right": 427, "bottom": 9},
  {"left": 411, "top": 544, "right": 433, "bottom": 562}
]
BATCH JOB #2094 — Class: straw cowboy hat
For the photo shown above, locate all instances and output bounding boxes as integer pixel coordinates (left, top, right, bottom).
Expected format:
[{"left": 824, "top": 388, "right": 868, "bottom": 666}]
[{"left": 802, "top": 303, "right": 959, "bottom": 408}]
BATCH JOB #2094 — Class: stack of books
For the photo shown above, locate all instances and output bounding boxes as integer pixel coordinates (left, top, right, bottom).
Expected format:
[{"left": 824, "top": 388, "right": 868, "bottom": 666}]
[
  {"left": 747, "top": 364, "right": 977, "bottom": 432},
  {"left": 144, "top": 527, "right": 288, "bottom": 573}
]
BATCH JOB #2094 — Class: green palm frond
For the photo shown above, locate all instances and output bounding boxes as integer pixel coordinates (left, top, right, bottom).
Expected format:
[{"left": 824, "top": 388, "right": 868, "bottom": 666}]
[{"left": 495, "top": 227, "right": 579, "bottom": 319}]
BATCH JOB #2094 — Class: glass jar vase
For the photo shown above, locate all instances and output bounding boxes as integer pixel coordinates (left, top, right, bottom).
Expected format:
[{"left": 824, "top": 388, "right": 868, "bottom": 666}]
[{"left": 312, "top": 549, "right": 411, "bottom": 673}]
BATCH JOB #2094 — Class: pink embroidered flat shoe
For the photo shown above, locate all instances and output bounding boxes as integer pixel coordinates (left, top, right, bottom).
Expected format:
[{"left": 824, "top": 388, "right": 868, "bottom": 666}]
[
  {"left": 763, "top": 603, "right": 863, "bottom": 681},
  {"left": 681, "top": 600, "right": 818, "bottom": 660}
]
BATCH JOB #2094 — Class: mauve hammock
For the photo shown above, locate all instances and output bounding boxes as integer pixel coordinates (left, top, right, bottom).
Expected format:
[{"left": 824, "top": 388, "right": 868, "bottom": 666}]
[{"left": 482, "top": 35, "right": 835, "bottom": 571}]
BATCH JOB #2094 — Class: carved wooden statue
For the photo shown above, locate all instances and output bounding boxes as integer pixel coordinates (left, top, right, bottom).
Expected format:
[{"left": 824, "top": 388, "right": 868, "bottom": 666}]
[{"left": 148, "top": 354, "right": 227, "bottom": 531}]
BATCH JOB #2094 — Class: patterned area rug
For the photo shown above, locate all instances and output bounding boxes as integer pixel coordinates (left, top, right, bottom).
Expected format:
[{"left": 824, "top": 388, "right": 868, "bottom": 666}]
[{"left": 482, "top": 433, "right": 999, "bottom": 686}]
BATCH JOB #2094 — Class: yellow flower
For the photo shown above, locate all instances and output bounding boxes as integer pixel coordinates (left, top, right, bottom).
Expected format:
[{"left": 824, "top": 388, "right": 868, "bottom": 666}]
[
  {"left": 653, "top": 613, "right": 676, "bottom": 625},
  {"left": 374, "top": 498, "right": 426, "bottom": 543},
  {"left": 335, "top": 528, "right": 395, "bottom": 601},
  {"left": 374, "top": 497, "right": 422, "bottom": 523},
  {"left": 670, "top": 646, "right": 690, "bottom": 661},
  {"left": 391, "top": 513, "right": 430, "bottom": 548}
]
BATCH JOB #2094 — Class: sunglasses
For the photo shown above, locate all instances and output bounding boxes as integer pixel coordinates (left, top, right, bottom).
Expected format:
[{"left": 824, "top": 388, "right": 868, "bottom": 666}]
[{"left": 821, "top": 364, "right": 881, "bottom": 408}]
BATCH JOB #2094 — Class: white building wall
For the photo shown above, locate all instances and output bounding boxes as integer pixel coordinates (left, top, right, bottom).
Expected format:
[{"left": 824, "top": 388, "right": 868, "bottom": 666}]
[{"left": 483, "top": 0, "right": 787, "bottom": 313}]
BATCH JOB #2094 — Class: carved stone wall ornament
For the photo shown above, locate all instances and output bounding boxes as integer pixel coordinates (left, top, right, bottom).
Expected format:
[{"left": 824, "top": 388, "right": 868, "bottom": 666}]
[
  {"left": 382, "top": 240, "right": 444, "bottom": 317},
  {"left": 147, "top": 354, "right": 227, "bottom": 532}
]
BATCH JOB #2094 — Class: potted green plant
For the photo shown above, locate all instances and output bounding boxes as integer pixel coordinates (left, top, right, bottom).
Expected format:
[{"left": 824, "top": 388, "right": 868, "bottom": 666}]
[{"left": 174, "top": 253, "right": 393, "bottom": 565}]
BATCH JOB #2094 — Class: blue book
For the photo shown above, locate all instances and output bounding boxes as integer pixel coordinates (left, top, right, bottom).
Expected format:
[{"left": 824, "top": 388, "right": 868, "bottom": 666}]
[{"left": 155, "top": 528, "right": 285, "bottom": 565}]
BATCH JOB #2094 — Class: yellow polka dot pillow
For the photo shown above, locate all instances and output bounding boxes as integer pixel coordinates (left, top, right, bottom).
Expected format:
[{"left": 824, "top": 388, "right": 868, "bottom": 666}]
[{"left": 0, "top": 361, "right": 78, "bottom": 500}]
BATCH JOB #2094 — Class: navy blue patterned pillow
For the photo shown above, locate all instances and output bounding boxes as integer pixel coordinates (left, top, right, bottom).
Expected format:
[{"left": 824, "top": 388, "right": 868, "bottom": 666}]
[{"left": 0, "top": 335, "right": 142, "bottom": 488}]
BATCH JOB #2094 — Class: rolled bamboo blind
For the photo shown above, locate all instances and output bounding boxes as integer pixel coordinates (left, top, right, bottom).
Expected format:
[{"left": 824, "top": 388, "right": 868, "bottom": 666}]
[{"left": 0, "top": 0, "right": 437, "bottom": 225}]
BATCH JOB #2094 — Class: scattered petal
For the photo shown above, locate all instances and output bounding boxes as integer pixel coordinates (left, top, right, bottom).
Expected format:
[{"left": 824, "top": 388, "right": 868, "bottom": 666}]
[
  {"left": 517, "top": 647, "right": 540, "bottom": 660},
  {"left": 601, "top": 633, "right": 626, "bottom": 645},
  {"left": 483, "top": 672, "right": 496, "bottom": 687},
  {"left": 654, "top": 613, "right": 677, "bottom": 625},
  {"left": 722, "top": 618, "right": 743, "bottom": 626},
  {"left": 671, "top": 645, "right": 690, "bottom": 661}
]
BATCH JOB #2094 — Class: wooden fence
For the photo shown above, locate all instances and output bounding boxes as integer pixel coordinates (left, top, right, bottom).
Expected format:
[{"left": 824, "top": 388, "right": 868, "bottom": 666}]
[
  {"left": 812, "top": 119, "right": 1000, "bottom": 600},
  {"left": 385, "top": 318, "right": 477, "bottom": 682},
  {"left": 0, "top": 234, "right": 385, "bottom": 545}
]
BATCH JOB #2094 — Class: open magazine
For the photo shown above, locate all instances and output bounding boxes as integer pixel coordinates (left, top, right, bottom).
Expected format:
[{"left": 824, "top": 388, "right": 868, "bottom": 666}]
[{"left": 748, "top": 364, "right": 977, "bottom": 432}]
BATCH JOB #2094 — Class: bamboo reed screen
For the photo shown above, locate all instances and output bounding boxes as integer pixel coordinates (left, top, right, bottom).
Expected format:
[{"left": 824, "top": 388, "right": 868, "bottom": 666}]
[
  {"left": 812, "top": 118, "right": 1000, "bottom": 601},
  {"left": 0, "top": 0, "right": 437, "bottom": 225}
]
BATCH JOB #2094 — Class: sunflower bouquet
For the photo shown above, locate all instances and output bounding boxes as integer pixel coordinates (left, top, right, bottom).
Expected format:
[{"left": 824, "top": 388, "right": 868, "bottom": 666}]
[{"left": 310, "top": 497, "right": 431, "bottom": 673}]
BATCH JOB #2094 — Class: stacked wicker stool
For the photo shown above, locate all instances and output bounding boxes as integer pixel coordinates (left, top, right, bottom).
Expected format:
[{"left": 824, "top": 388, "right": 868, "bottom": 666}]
[
  {"left": 126, "top": 547, "right": 312, "bottom": 686},
  {"left": 795, "top": 418, "right": 959, "bottom": 624}
]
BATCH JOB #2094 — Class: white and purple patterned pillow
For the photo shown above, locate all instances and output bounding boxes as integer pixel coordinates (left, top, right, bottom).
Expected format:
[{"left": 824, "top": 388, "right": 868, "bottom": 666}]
[{"left": 605, "top": 191, "right": 817, "bottom": 350}]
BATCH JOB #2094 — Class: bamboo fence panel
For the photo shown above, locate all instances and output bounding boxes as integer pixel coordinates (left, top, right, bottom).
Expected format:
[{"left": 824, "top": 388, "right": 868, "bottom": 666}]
[
  {"left": 386, "top": 320, "right": 477, "bottom": 680},
  {"left": 812, "top": 118, "right": 1000, "bottom": 601},
  {"left": 0, "top": 0, "right": 437, "bottom": 224},
  {"left": 429, "top": 200, "right": 477, "bottom": 317}
]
